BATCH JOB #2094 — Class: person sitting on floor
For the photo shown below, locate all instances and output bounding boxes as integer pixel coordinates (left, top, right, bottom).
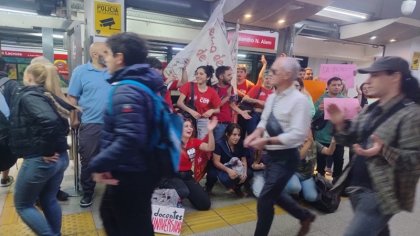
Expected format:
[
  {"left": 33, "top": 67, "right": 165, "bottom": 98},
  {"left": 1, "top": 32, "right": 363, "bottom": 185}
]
[
  {"left": 159, "top": 118, "right": 217, "bottom": 210},
  {"left": 205, "top": 123, "right": 253, "bottom": 197}
]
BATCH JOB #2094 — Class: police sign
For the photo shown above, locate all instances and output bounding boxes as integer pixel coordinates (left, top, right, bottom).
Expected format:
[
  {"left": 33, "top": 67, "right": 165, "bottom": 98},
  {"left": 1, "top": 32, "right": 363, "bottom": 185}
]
[{"left": 94, "top": 1, "right": 122, "bottom": 37}]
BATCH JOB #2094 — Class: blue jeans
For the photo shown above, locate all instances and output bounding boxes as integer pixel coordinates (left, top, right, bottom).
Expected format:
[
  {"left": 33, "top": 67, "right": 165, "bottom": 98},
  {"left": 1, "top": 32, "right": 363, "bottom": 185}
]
[
  {"left": 344, "top": 187, "right": 393, "bottom": 236},
  {"left": 14, "top": 152, "right": 69, "bottom": 236},
  {"left": 284, "top": 174, "right": 318, "bottom": 202}
]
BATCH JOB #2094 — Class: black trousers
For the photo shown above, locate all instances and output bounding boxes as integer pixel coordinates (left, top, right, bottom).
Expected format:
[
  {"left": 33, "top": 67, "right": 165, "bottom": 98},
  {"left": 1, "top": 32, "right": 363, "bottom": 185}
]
[
  {"left": 316, "top": 144, "right": 345, "bottom": 179},
  {"left": 254, "top": 149, "right": 313, "bottom": 236},
  {"left": 160, "top": 171, "right": 211, "bottom": 211},
  {"left": 100, "top": 171, "right": 158, "bottom": 236},
  {"left": 78, "top": 123, "right": 102, "bottom": 196}
]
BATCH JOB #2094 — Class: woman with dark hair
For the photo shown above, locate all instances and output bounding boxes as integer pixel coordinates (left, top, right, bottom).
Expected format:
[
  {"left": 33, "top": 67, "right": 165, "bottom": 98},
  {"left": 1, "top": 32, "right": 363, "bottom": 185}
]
[
  {"left": 177, "top": 65, "right": 221, "bottom": 139},
  {"left": 205, "top": 123, "right": 253, "bottom": 196},
  {"left": 356, "top": 83, "right": 369, "bottom": 108},
  {"left": 159, "top": 117, "right": 217, "bottom": 210}
]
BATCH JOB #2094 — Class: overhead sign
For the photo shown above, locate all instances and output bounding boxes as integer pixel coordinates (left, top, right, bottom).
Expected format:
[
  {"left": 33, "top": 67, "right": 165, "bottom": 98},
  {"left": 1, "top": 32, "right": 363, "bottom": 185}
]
[
  {"left": 319, "top": 64, "right": 356, "bottom": 88},
  {"left": 228, "top": 30, "right": 278, "bottom": 51},
  {"left": 152, "top": 205, "right": 184, "bottom": 235},
  {"left": 94, "top": 1, "right": 122, "bottom": 37}
]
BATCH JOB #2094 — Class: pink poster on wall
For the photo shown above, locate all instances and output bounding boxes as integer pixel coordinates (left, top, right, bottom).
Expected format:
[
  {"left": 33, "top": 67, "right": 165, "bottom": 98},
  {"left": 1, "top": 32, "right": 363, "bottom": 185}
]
[{"left": 319, "top": 64, "right": 356, "bottom": 88}]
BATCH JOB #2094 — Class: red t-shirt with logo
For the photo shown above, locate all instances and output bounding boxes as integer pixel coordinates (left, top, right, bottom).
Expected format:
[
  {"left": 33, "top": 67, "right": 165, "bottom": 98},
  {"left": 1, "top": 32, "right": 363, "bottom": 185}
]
[
  {"left": 214, "top": 85, "right": 233, "bottom": 122},
  {"left": 237, "top": 79, "right": 255, "bottom": 97},
  {"left": 179, "top": 138, "right": 203, "bottom": 172},
  {"left": 247, "top": 85, "right": 273, "bottom": 109},
  {"left": 179, "top": 83, "right": 221, "bottom": 115}
]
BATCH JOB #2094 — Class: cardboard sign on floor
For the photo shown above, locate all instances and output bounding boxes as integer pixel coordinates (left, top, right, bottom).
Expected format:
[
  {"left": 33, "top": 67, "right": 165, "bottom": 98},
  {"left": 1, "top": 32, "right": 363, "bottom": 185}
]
[{"left": 152, "top": 205, "right": 185, "bottom": 235}]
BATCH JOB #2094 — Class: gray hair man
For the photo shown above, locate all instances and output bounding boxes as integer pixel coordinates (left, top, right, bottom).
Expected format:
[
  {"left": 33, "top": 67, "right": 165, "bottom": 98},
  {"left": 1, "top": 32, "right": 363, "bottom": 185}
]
[{"left": 245, "top": 57, "right": 315, "bottom": 236}]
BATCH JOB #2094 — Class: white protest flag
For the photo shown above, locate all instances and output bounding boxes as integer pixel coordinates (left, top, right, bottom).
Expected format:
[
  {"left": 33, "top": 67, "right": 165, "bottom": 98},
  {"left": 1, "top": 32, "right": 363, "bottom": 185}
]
[
  {"left": 163, "top": 0, "right": 232, "bottom": 83},
  {"left": 229, "top": 22, "right": 240, "bottom": 94}
]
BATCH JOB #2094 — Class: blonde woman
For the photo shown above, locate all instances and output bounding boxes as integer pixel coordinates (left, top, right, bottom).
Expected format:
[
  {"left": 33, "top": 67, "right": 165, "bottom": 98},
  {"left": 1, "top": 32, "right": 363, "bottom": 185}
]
[{"left": 10, "top": 63, "right": 75, "bottom": 236}]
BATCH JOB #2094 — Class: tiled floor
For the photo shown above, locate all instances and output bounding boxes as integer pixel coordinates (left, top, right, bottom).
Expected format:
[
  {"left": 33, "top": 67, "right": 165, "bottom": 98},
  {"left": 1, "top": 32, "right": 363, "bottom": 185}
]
[{"left": 1, "top": 159, "right": 420, "bottom": 236}]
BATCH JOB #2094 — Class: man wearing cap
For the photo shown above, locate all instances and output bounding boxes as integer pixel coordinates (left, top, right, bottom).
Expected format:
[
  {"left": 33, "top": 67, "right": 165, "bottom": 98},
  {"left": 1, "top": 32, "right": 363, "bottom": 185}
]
[{"left": 327, "top": 56, "right": 420, "bottom": 236}]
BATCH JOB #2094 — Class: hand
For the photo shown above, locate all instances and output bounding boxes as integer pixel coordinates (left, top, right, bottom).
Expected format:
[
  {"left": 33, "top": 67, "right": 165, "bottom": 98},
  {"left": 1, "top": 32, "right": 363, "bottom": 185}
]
[
  {"left": 331, "top": 137, "right": 336, "bottom": 144},
  {"left": 191, "top": 111, "right": 202, "bottom": 119},
  {"left": 70, "top": 117, "right": 80, "bottom": 130},
  {"left": 43, "top": 153, "right": 59, "bottom": 163},
  {"left": 356, "top": 85, "right": 362, "bottom": 95},
  {"left": 261, "top": 55, "right": 267, "bottom": 65},
  {"left": 202, "top": 109, "right": 214, "bottom": 118},
  {"left": 326, "top": 103, "right": 345, "bottom": 127},
  {"left": 207, "top": 117, "right": 218, "bottom": 131},
  {"left": 244, "top": 134, "right": 258, "bottom": 148},
  {"left": 353, "top": 135, "right": 384, "bottom": 158},
  {"left": 240, "top": 110, "right": 252, "bottom": 120},
  {"left": 248, "top": 137, "right": 268, "bottom": 150},
  {"left": 227, "top": 168, "right": 238, "bottom": 180},
  {"left": 319, "top": 103, "right": 325, "bottom": 111},
  {"left": 257, "top": 100, "right": 265, "bottom": 106},
  {"left": 93, "top": 172, "right": 119, "bottom": 185}
]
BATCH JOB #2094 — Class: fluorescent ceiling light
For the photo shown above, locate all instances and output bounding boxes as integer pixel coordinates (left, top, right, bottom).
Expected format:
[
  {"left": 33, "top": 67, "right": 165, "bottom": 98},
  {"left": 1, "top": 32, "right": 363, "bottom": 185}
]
[
  {"left": 370, "top": 36, "right": 377, "bottom": 40},
  {"left": 30, "top": 33, "right": 64, "bottom": 39},
  {"left": 302, "top": 35, "right": 326, "bottom": 41},
  {"left": 0, "top": 7, "right": 37, "bottom": 15},
  {"left": 238, "top": 54, "right": 247, "bottom": 58},
  {"left": 187, "top": 18, "right": 206, "bottom": 23},
  {"left": 278, "top": 19, "right": 286, "bottom": 24},
  {"left": 172, "top": 47, "right": 184, "bottom": 51},
  {"left": 244, "top": 13, "right": 252, "bottom": 18},
  {"left": 390, "top": 38, "right": 397, "bottom": 42},
  {"left": 315, "top": 6, "right": 369, "bottom": 22}
]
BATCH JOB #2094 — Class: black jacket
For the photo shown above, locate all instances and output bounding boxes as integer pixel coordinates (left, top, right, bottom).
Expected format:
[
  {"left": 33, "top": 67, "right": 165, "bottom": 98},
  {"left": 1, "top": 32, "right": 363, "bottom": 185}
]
[
  {"left": 87, "top": 64, "right": 164, "bottom": 173},
  {"left": 9, "top": 86, "right": 69, "bottom": 157}
]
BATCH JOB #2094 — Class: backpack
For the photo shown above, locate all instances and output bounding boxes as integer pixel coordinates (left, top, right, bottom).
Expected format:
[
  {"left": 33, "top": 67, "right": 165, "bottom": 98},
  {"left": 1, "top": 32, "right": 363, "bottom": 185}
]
[
  {"left": 311, "top": 173, "right": 341, "bottom": 213},
  {"left": 108, "top": 80, "right": 183, "bottom": 178}
]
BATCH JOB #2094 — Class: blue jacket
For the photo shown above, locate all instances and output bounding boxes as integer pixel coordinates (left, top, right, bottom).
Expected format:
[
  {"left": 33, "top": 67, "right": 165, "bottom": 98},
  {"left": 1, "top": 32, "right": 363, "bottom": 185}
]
[{"left": 87, "top": 64, "right": 165, "bottom": 173}]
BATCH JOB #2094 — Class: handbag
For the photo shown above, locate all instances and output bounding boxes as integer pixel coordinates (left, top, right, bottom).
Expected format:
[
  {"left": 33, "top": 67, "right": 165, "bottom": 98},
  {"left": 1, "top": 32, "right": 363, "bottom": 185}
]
[
  {"left": 266, "top": 95, "right": 284, "bottom": 137},
  {"left": 238, "top": 86, "right": 263, "bottom": 111},
  {"left": 311, "top": 113, "right": 327, "bottom": 130},
  {"left": 180, "top": 82, "right": 196, "bottom": 120}
]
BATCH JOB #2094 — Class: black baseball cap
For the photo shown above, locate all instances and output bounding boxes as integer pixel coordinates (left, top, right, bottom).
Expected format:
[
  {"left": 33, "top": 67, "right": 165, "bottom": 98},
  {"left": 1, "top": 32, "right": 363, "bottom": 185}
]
[{"left": 358, "top": 56, "right": 412, "bottom": 77}]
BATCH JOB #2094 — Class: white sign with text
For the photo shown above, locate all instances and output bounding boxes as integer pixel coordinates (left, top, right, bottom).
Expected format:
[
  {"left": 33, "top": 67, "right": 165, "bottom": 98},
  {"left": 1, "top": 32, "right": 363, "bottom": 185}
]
[{"left": 152, "top": 205, "right": 185, "bottom": 235}]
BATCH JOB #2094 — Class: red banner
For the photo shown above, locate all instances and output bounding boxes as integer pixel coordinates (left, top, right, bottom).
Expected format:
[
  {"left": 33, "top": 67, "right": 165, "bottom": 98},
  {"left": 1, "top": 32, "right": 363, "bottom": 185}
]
[{"left": 1, "top": 50, "right": 67, "bottom": 60}]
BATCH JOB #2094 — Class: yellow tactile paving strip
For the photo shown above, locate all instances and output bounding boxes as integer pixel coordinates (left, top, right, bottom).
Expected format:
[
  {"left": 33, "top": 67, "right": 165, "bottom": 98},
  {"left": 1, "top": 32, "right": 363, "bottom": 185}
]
[{"left": 0, "top": 193, "right": 286, "bottom": 235}]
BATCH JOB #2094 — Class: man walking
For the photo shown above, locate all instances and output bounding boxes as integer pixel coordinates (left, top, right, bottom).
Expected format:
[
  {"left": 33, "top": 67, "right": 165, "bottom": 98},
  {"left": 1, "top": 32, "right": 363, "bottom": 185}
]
[
  {"left": 87, "top": 32, "right": 164, "bottom": 236},
  {"left": 245, "top": 57, "right": 315, "bottom": 236},
  {"left": 68, "top": 42, "right": 111, "bottom": 207},
  {"left": 328, "top": 56, "right": 420, "bottom": 236}
]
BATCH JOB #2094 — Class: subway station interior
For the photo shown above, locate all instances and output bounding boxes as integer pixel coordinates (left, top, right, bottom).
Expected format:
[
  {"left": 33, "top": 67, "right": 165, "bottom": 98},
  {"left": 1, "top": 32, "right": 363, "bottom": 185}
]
[{"left": 1, "top": 0, "right": 420, "bottom": 235}]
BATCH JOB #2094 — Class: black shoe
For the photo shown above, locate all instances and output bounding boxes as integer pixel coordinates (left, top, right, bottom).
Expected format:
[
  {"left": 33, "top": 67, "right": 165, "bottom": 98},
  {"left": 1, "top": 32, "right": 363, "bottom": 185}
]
[
  {"left": 0, "top": 176, "right": 14, "bottom": 187},
  {"left": 297, "top": 214, "right": 316, "bottom": 236},
  {"left": 57, "top": 190, "right": 69, "bottom": 201},
  {"left": 80, "top": 194, "right": 93, "bottom": 208}
]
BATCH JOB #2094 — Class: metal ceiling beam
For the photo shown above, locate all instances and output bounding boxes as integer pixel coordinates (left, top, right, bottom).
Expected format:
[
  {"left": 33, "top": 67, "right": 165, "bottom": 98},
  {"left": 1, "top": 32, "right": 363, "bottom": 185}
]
[{"left": 0, "top": 11, "right": 79, "bottom": 30}]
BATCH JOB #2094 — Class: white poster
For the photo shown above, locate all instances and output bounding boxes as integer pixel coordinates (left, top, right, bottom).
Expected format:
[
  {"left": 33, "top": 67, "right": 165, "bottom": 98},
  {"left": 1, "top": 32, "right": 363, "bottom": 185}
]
[
  {"left": 152, "top": 205, "right": 185, "bottom": 235},
  {"left": 229, "top": 22, "right": 240, "bottom": 94},
  {"left": 163, "top": 0, "right": 232, "bottom": 83}
]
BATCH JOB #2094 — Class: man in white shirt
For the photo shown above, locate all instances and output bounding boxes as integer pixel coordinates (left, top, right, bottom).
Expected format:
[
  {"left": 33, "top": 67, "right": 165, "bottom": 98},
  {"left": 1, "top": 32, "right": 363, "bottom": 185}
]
[{"left": 245, "top": 57, "right": 315, "bottom": 236}]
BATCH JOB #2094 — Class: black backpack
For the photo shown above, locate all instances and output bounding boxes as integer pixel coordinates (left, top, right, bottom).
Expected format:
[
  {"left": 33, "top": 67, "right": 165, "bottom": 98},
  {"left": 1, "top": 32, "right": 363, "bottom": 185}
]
[{"left": 311, "top": 174, "right": 341, "bottom": 213}]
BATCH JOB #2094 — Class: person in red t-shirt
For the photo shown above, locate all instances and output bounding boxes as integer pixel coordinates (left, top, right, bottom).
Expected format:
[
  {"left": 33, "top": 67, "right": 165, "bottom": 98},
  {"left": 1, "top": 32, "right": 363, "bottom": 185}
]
[
  {"left": 236, "top": 64, "right": 255, "bottom": 138},
  {"left": 177, "top": 65, "right": 221, "bottom": 139},
  {"left": 214, "top": 66, "right": 252, "bottom": 141},
  {"left": 160, "top": 118, "right": 217, "bottom": 210}
]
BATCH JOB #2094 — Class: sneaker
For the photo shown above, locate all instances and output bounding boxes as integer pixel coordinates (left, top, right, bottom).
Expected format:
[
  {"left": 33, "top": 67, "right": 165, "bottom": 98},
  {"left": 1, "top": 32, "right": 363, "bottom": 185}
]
[
  {"left": 80, "top": 194, "right": 93, "bottom": 208},
  {"left": 297, "top": 214, "right": 316, "bottom": 236},
  {"left": 57, "top": 190, "right": 69, "bottom": 201},
  {"left": 0, "top": 176, "right": 14, "bottom": 187}
]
